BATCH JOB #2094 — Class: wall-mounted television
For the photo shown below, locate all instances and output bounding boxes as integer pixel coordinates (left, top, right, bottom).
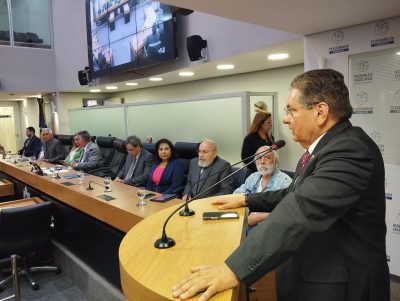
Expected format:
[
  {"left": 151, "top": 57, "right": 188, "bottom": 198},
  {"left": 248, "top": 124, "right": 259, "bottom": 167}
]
[{"left": 86, "top": 0, "right": 177, "bottom": 78}]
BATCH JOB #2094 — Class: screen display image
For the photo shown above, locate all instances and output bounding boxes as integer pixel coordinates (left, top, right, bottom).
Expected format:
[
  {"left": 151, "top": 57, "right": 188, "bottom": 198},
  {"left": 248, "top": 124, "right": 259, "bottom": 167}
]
[{"left": 86, "top": 0, "right": 177, "bottom": 77}]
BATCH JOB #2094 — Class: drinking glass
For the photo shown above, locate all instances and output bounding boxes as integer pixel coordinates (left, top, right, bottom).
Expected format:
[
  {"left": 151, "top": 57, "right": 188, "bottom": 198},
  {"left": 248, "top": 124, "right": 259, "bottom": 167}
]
[
  {"left": 136, "top": 187, "right": 147, "bottom": 206},
  {"left": 78, "top": 171, "right": 85, "bottom": 184},
  {"left": 104, "top": 177, "right": 112, "bottom": 192},
  {"left": 49, "top": 168, "right": 56, "bottom": 178}
]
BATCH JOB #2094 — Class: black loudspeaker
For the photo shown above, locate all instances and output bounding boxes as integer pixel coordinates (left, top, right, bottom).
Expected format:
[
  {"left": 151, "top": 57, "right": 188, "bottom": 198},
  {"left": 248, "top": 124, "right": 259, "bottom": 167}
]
[
  {"left": 78, "top": 67, "right": 90, "bottom": 85},
  {"left": 186, "top": 35, "right": 207, "bottom": 61}
]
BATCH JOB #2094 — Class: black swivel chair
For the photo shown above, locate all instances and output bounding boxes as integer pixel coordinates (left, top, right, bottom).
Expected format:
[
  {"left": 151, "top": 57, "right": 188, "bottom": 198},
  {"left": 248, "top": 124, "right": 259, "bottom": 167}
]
[
  {"left": 96, "top": 136, "right": 116, "bottom": 168},
  {"left": 57, "top": 134, "right": 74, "bottom": 158},
  {"left": 233, "top": 166, "right": 250, "bottom": 190},
  {"left": 174, "top": 142, "right": 199, "bottom": 196},
  {"left": 90, "top": 138, "right": 127, "bottom": 179},
  {"left": 142, "top": 142, "right": 156, "bottom": 156},
  {"left": 0, "top": 201, "right": 60, "bottom": 291}
]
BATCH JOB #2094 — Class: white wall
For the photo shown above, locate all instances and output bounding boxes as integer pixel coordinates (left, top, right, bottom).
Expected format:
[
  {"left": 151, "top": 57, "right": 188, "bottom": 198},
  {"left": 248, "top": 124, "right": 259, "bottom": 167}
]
[{"left": 56, "top": 64, "right": 305, "bottom": 170}]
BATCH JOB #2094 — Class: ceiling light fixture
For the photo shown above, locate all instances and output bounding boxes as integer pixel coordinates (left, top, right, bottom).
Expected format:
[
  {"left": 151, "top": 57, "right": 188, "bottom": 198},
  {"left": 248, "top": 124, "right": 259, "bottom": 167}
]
[
  {"left": 217, "top": 64, "right": 235, "bottom": 70},
  {"left": 149, "top": 77, "right": 163, "bottom": 81},
  {"left": 396, "top": 51, "right": 400, "bottom": 55},
  {"left": 179, "top": 71, "right": 194, "bottom": 77},
  {"left": 105, "top": 86, "right": 118, "bottom": 90},
  {"left": 125, "top": 82, "right": 138, "bottom": 86},
  {"left": 90, "top": 89, "right": 101, "bottom": 92},
  {"left": 267, "top": 53, "right": 289, "bottom": 60}
]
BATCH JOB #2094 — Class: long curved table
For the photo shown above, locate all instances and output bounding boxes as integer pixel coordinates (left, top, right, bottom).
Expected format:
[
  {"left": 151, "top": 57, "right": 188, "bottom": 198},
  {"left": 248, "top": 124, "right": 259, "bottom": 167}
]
[{"left": 119, "top": 196, "right": 247, "bottom": 301}]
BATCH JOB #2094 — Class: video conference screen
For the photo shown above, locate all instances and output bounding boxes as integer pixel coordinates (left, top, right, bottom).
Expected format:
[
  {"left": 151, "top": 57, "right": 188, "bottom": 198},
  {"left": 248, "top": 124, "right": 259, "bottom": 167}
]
[{"left": 86, "top": 0, "right": 177, "bottom": 78}]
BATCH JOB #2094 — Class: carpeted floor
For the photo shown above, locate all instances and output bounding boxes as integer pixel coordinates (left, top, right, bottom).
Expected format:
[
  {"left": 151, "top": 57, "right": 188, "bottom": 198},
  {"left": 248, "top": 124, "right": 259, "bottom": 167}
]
[{"left": 0, "top": 270, "right": 89, "bottom": 301}]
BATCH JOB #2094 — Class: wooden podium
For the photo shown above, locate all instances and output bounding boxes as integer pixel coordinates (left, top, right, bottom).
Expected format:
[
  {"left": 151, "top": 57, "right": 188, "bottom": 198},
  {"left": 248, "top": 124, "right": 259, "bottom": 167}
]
[{"left": 119, "top": 196, "right": 247, "bottom": 301}]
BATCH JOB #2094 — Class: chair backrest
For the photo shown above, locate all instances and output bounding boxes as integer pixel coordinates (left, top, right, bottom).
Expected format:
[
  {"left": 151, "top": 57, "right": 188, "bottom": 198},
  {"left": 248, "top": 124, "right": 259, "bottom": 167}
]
[
  {"left": 174, "top": 142, "right": 199, "bottom": 176},
  {"left": 96, "top": 136, "right": 116, "bottom": 166},
  {"left": 57, "top": 134, "right": 74, "bottom": 157},
  {"left": 232, "top": 166, "right": 250, "bottom": 190},
  {"left": 279, "top": 168, "right": 295, "bottom": 179},
  {"left": 0, "top": 201, "right": 52, "bottom": 256},
  {"left": 108, "top": 138, "right": 128, "bottom": 177},
  {"left": 142, "top": 142, "right": 156, "bottom": 156}
]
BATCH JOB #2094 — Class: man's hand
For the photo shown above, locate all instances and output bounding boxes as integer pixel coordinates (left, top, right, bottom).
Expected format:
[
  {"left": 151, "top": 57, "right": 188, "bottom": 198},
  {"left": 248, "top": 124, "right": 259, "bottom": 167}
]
[
  {"left": 114, "top": 177, "right": 123, "bottom": 183},
  {"left": 172, "top": 263, "right": 239, "bottom": 301},
  {"left": 71, "top": 162, "right": 77, "bottom": 168},
  {"left": 211, "top": 194, "right": 246, "bottom": 210},
  {"left": 248, "top": 212, "right": 269, "bottom": 226}
]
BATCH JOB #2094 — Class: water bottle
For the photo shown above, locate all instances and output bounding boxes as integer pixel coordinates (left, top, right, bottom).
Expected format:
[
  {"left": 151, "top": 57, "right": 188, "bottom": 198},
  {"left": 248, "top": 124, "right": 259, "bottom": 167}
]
[{"left": 23, "top": 186, "right": 30, "bottom": 199}]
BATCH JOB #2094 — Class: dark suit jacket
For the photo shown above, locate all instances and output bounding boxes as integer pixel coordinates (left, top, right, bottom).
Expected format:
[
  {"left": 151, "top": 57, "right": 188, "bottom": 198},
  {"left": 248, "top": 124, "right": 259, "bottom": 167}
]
[
  {"left": 226, "top": 120, "right": 389, "bottom": 301},
  {"left": 43, "top": 137, "right": 65, "bottom": 164},
  {"left": 75, "top": 142, "right": 103, "bottom": 172},
  {"left": 183, "top": 156, "right": 234, "bottom": 198},
  {"left": 146, "top": 158, "right": 185, "bottom": 194},
  {"left": 19, "top": 135, "right": 42, "bottom": 158},
  {"left": 117, "top": 148, "right": 155, "bottom": 186}
]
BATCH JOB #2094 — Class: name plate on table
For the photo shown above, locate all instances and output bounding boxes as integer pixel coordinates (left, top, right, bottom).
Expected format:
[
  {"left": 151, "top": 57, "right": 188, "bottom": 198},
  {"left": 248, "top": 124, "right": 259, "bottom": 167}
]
[
  {"left": 61, "top": 181, "right": 75, "bottom": 186},
  {"left": 97, "top": 195, "right": 116, "bottom": 201}
]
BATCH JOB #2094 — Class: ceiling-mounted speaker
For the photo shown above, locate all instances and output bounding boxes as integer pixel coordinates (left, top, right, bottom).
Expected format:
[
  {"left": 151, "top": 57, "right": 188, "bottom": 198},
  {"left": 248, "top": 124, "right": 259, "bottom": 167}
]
[
  {"left": 78, "top": 67, "right": 90, "bottom": 86},
  {"left": 186, "top": 35, "right": 207, "bottom": 61}
]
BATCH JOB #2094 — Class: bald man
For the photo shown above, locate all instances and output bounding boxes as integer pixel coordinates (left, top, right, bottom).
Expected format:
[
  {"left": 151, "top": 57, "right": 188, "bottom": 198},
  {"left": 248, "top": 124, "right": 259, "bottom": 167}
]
[{"left": 182, "top": 139, "right": 233, "bottom": 201}]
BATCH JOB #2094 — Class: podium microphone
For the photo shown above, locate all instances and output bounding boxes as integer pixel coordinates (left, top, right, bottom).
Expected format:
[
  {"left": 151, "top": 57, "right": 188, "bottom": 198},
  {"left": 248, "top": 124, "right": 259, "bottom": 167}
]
[
  {"left": 154, "top": 140, "right": 285, "bottom": 249},
  {"left": 179, "top": 140, "right": 286, "bottom": 217}
]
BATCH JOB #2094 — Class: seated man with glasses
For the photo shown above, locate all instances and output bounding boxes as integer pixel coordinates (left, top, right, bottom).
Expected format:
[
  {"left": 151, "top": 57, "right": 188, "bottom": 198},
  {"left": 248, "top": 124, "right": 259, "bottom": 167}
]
[{"left": 182, "top": 139, "right": 234, "bottom": 201}]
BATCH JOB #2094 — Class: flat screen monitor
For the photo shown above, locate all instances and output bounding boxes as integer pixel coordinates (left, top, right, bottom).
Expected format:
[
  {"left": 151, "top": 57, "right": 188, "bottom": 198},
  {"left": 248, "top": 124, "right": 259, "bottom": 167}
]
[{"left": 86, "top": 0, "right": 177, "bottom": 78}]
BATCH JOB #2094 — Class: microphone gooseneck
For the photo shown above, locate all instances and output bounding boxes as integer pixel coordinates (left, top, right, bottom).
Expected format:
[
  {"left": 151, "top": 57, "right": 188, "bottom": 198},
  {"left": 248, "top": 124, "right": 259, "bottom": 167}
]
[
  {"left": 154, "top": 140, "right": 285, "bottom": 249},
  {"left": 86, "top": 180, "right": 105, "bottom": 190}
]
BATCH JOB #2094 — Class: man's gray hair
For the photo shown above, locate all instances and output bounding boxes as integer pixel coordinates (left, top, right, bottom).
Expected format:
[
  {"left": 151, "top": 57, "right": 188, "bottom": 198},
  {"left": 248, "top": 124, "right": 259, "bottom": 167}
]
[
  {"left": 41, "top": 128, "right": 52, "bottom": 134},
  {"left": 126, "top": 135, "right": 142, "bottom": 147},
  {"left": 255, "top": 146, "right": 279, "bottom": 168}
]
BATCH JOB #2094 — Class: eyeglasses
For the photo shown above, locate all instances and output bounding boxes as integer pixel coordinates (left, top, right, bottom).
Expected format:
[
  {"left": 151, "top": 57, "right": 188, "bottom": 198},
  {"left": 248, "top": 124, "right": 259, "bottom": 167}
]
[{"left": 284, "top": 103, "right": 320, "bottom": 117}]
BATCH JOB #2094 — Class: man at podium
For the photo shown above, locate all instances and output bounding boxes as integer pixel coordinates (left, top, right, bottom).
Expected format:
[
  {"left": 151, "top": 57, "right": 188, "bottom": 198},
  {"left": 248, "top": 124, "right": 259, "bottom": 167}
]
[{"left": 172, "top": 69, "right": 389, "bottom": 301}]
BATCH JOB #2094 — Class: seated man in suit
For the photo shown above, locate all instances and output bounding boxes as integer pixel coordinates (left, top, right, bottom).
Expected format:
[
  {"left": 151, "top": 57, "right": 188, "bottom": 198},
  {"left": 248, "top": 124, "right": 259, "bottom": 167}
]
[
  {"left": 182, "top": 139, "right": 233, "bottom": 201},
  {"left": 234, "top": 146, "right": 292, "bottom": 226},
  {"left": 114, "top": 135, "right": 154, "bottom": 186},
  {"left": 38, "top": 128, "right": 64, "bottom": 164},
  {"left": 71, "top": 131, "right": 103, "bottom": 172},
  {"left": 18, "top": 126, "right": 42, "bottom": 158}
]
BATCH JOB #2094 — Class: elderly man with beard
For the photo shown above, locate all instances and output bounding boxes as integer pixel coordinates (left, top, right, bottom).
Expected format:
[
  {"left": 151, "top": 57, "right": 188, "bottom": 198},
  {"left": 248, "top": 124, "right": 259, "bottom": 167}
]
[
  {"left": 182, "top": 139, "right": 234, "bottom": 201},
  {"left": 234, "top": 145, "right": 292, "bottom": 226}
]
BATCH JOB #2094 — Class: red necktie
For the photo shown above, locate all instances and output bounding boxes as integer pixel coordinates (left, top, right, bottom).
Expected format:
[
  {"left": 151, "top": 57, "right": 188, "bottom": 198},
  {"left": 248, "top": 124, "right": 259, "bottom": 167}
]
[{"left": 298, "top": 150, "right": 311, "bottom": 173}]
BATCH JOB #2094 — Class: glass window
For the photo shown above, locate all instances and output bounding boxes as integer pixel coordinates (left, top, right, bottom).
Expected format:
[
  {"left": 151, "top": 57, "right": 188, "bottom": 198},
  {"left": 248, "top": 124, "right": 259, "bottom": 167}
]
[
  {"left": 11, "top": 0, "right": 52, "bottom": 49},
  {"left": 0, "top": 0, "right": 10, "bottom": 46}
]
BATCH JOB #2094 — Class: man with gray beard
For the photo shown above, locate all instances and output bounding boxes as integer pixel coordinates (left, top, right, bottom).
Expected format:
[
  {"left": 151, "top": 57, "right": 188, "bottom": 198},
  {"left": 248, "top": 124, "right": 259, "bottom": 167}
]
[
  {"left": 182, "top": 139, "right": 234, "bottom": 201},
  {"left": 234, "top": 146, "right": 292, "bottom": 225}
]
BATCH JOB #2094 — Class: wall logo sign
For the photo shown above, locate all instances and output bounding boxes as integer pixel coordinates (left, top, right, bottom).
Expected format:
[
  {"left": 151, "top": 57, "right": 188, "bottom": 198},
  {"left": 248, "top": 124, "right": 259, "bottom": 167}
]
[
  {"left": 353, "top": 60, "right": 373, "bottom": 84},
  {"left": 374, "top": 21, "right": 390, "bottom": 36},
  {"left": 355, "top": 91, "right": 368, "bottom": 105},
  {"left": 390, "top": 89, "right": 400, "bottom": 113},
  {"left": 357, "top": 60, "right": 370, "bottom": 72},
  {"left": 369, "top": 131, "right": 384, "bottom": 153},
  {"left": 371, "top": 20, "right": 394, "bottom": 47},
  {"left": 329, "top": 30, "right": 349, "bottom": 54},
  {"left": 332, "top": 30, "right": 344, "bottom": 44}
]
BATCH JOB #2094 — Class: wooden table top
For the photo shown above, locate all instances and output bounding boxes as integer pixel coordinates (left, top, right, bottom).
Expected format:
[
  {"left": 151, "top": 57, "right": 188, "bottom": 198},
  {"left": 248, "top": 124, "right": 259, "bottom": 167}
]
[
  {"left": 119, "top": 196, "right": 246, "bottom": 301},
  {"left": 0, "top": 159, "right": 181, "bottom": 233}
]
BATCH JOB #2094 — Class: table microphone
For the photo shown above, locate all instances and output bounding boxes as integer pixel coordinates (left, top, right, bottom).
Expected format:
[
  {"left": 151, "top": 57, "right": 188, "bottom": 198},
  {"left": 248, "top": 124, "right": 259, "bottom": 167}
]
[
  {"left": 86, "top": 180, "right": 106, "bottom": 191},
  {"left": 154, "top": 140, "right": 285, "bottom": 249},
  {"left": 180, "top": 140, "right": 286, "bottom": 216}
]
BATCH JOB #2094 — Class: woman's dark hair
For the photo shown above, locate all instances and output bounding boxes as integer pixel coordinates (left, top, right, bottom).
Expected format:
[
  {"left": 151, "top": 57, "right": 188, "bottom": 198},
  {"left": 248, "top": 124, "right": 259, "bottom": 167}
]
[
  {"left": 248, "top": 112, "right": 272, "bottom": 141},
  {"left": 155, "top": 138, "right": 176, "bottom": 162}
]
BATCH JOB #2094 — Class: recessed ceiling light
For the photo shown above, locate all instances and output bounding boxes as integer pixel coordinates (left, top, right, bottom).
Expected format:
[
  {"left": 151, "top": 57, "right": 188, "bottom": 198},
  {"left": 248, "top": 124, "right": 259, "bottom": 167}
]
[
  {"left": 105, "top": 86, "right": 118, "bottom": 90},
  {"left": 267, "top": 53, "right": 289, "bottom": 60},
  {"left": 125, "top": 82, "right": 138, "bottom": 86},
  {"left": 217, "top": 64, "right": 235, "bottom": 70},
  {"left": 396, "top": 51, "right": 400, "bottom": 55},
  {"left": 90, "top": 89, "right": 101, "bottom": 92},
  {"left": 179, "top": 71, "right": 194, "bottom": 77},
  {"left": 149, "top": 77, "right": 163, "bottom": 81}
]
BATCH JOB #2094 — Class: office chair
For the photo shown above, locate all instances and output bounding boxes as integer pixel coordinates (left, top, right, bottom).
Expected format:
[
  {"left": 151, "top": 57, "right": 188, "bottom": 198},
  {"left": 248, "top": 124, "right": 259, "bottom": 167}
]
[
  {"left": 142, "top": 142, "right": 156, "bottom": 156},
  {"left": 232, "top": 166, "right": 250, "bottom": 189},
  {"left": 96, "top": 136, "right": 116, "bottom": 167},
  {"left": 0, "top": 201, "right": 60, "bottom": 292},
  {"left": 57, "top": 134, "right": 74, "bottom": 158},
  {"left": 90, "top": 138, "right": 127, "bottom": 178}
]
